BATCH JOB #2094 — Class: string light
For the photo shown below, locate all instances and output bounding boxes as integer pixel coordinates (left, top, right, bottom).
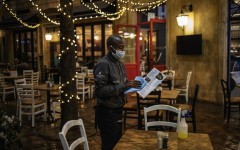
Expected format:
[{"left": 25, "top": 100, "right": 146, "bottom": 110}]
[
  {"left": 81, "top": 1, "right": 126, "bottom": 20},
  {"left": 101, "top": 0, "right": 167, "bottom": 12},
  {"left": 28, "top": 0, "right": 60, "bottom": 25},
  {"left": 2, "top": 0, "right": 40, "bottom": 29},
  {"left": 2, "top": 0, "right": 167, "bottom": 103}
]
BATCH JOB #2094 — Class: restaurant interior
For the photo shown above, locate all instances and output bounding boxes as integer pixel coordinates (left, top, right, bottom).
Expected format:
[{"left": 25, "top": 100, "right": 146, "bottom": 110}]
[{"left": 0, "top": 0, "right": 240, "bottom": 149}]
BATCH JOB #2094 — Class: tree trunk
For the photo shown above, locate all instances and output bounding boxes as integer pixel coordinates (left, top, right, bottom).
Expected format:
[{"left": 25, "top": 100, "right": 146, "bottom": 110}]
[{"left": 60, "top": 0, "right": 78, "bottom": 127}]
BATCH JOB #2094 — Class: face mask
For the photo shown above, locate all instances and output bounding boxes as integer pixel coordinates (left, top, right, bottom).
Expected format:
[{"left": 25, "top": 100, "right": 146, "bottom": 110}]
[{"left": 111, "top": 46, "right": 125, "bottom": 59}]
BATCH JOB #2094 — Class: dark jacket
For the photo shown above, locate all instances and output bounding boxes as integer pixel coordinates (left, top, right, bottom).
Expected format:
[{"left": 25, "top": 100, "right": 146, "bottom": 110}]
[{"left": 94, "top": 52, "right": 127, "bottom": 108}]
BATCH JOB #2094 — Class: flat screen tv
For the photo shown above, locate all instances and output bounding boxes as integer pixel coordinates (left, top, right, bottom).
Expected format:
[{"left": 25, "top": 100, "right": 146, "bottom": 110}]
[{"left": 176, "top": 34, "right": 202, "bottom": 55}]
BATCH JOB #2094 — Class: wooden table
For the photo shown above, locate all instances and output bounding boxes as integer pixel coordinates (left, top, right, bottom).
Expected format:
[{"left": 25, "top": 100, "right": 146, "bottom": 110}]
[
  {"left": 3, "top": 75, "right": 25, "bottom": 84},
  {"left": 34, "top": 84, "right": 59, "bottom": 121},
  {"left": 114, "top": 129, "right": 213, "bottom": 150},
  {"left": 131, "top": 89, "right": 180, "bottom": 101}
]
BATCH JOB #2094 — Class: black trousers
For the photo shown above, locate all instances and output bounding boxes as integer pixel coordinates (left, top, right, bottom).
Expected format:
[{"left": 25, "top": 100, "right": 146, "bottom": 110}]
[{"left": 96, "top": 106, "right": 123, "bottom": 150}]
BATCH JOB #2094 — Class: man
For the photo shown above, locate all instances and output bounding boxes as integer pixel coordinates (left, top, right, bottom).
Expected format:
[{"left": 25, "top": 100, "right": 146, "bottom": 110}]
[{"left": 94, "top": 34, "right": 141, "bottom": 150}]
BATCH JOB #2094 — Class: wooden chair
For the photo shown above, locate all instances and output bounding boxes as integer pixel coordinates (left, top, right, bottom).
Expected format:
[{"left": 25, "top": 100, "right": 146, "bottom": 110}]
[
  {"left": 23, "top": 70, "right": 34, "bottom": 84},
  {"left": 16, "top": 84, "right": 46, "bottom": 127},
  {"left": 137, "top": 90, "right": 162, "bottom": 130},
  {"left": 59, "top": 119, "right": 89, "bottom": 150},
  {"left": 10, "top": 70, "right": 18, "bottom": 77},
  {"left": 172, "top": 84, "right": 199, "bottom": 133},
  {"left": 86, "top": 69, "right": 95, "bottom": 98},
  {"left": 76, "top": 73, "right": 91, "bottom": 102},
  {"left": 23, "top": 70, "right": 40, "bottom": 97},
  {"left": 220, "top": 79, "right": 240, "bottom": 123},
  {"left": 123, "top": 94, "right": 138, "bottom": 128},
  {"left": 161, "top": 70, "right": 176, "bottom": 90},
  {"left": 14, "top": 78, "right": 27, "bottom": 116},
  {"left": 50, "top": 89, "right": 61, "bottom": 121},
  {"left": 144, "top": 104, "right": 181, "bottom": 131},
  {"left": 176, "top": 71, "right": 192, "bottom": 103},
  {"left": 0, "top": 74, "right": 16, "bottom": 103}
]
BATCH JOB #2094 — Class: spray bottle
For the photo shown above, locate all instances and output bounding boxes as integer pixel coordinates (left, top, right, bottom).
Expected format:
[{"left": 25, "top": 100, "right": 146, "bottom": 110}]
[{"left": 178, "top": 110, "right": 188, "bottom": 139}]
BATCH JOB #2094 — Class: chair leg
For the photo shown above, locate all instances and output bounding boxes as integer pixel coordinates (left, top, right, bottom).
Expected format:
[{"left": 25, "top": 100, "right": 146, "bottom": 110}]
[
  {"left": 223, "top": 102, "right": 226, "bottom": 120},
  {"left": 138, "top": 116, "right": 142, "bottom": 130},
  {"left": 227, "top": 104, "right": 231, "bottom": 123},
  {"left": 19, "top": 107, "right": 22, "bottom": 126},
  {"left": 192, "top": 113, "right": 196, "bottom": 133},
  {"left": 32, "top": 109, "right": 35, "bottom": 127},
  {"left": 123, "top": 110, "right": 127, "bottom": 129},
  {"left": 44, "top": 105, "right": 47, "bottom": 121},
  {"left": 185, "top": 92, "right": 188, "bottom": 104},
  {"left": 52, "top": 102, "right": 57, "bottom": 121},
  {"left": 3, "top": 89, "right": 5, "bottom": 103},
  {"left": 83, "top": 92, "right": 85, "bottom": 102}
]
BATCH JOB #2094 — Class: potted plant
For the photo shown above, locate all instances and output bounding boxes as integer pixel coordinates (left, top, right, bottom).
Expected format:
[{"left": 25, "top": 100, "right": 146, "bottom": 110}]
[{"left": 0, "top": 111, "right": 21, "bottom": 149}]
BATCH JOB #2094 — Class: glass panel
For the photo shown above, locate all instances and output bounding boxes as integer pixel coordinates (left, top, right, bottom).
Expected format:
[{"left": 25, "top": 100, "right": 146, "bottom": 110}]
[
  {"left": 33, "top": 32, "right": 38, "bottom": 70},
  {"left": 20, "top": 32, "right": 25, "bottom": 60},
  {"left": 105, "top": 24, "right": 113, "bottom": 54},
  {"left": 26, "top": 32, "right": 32, "bottom": 63},
  {"left": 117, "top": 27, "right": 136, "bottom": 64},
  {"left": 76, "top": 27, "right": 83, "bottom": 62},
  {"left": 15, "top": 34, "right": 20, "bottom": 58},
  {"left": 85, "top": 26, "right": 91, "bottom": 58},
  {"left": 94, "top": 25, "right": 102, "bottom": 62}
]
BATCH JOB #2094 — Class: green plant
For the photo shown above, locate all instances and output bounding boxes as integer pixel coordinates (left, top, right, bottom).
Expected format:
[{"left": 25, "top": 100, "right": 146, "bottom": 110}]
[{"left": 0, "top": 111, "right": 21, "bottom": 146}]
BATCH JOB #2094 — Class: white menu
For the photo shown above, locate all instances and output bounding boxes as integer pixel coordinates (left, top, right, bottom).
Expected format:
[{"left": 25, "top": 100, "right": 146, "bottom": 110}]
[{"left": 137, "top": 68, "right": 166, "bottom": 98}]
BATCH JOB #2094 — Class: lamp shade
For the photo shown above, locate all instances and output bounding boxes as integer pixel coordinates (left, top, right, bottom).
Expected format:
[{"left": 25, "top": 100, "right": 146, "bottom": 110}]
[
  {"left": 45, "top": 33, "right": 52, "bottom": 41},
  {"left": 176, "top": 14, "right": 189, "bottom": 27}
]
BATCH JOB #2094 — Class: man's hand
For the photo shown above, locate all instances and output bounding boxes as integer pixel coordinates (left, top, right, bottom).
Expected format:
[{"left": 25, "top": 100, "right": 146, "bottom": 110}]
[{"left": 125, "top": 80, "right": 141, "bottom": 88}]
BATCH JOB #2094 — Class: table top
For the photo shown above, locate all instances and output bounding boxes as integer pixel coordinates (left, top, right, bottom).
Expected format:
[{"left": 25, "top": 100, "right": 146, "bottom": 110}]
[
  {"left": 131, "top": 89, "right": 180, "bottom": 100},
  {"left": 3, "top": 75, "right": 25, "bottom": 80},
  {"left": 114, "top": 129, "right": 213, "bottom": 150},
  {"left": 34, "top": 84, "right": 59, "bottom": 91}
]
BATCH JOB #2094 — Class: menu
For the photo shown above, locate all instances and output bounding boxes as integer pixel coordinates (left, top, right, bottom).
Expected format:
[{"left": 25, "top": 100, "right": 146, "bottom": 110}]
[{"left": 124, "top": 68, "right": 166, "bottom": 98}]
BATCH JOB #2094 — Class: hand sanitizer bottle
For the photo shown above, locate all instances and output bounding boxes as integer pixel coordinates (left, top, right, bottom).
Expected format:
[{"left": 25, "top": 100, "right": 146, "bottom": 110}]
[{"left": 178, "top": 111, "right": 188, "bottom": 139}]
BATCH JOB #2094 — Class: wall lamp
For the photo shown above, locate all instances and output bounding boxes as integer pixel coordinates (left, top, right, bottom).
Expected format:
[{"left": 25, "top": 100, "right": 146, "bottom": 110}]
[
  {"left": 45, "top": 33, "right": 52, "bottom": 41},
  {"left": 176, "top": 4, "right": 193, "bottom": 29}
]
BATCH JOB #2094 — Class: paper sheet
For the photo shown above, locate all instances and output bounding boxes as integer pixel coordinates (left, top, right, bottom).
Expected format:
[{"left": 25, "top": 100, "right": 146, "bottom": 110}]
[{"left": 124, "top": 68, "right": 166, "bottom": 98}]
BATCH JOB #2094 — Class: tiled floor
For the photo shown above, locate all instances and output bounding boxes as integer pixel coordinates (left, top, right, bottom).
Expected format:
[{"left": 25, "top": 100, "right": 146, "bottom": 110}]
[{"left": 1, "top": 95, "right": 240, "bottom": 150}]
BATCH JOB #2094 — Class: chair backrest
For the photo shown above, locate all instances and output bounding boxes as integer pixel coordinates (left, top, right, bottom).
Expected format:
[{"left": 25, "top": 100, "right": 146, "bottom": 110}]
[
  {"left": 137, "top": 90, "right": 161, "bottom": 129},
  {"left": 162, "top": 70, "right": 175, "bottom": 77},
  {"left": 161, "top": 70, "right": 176, "bottom": 89},
  {"left": 87, "top": 69, "right": 93, "bottom": 75},
  {"left": 81, "top": 67, "right": 88, "bottom": 75},
  {"left": 23, "top": 70, "right": 34, "bottom": 84},
  {"left": 59, "top": 119, "right": 89, "bottom": 150},
  {"left": 0, "top": 74, "right": 4, "bottom": 87},
  {"left": 76, "top": 73, "right": 86, "bottom": 88},
  {"left": 14, "top": 78, "right": 26, "bottom": 86},
  {"left": 10, "top": 70, "right": 18, "bottom": 77},
  {"left": 32, "top": 72, "right": 39, "bottom": 86},
  {"left": 220, "top": 79, "right": 230, "bottom": 103},
  {"left": 16, "top": 84, "right": 35, "bottom": 104},
  {"left": 192, "top": 84, "right": 199, "bottom": 113},
  {"left": 144, "top": 104, "right": 181, "bottom": 131},
  {"left": 186, "top": 71, "right": 192, "bottom": 89},
  {"left": 137, "top": 90, "right": 162, "bottom": 110}
]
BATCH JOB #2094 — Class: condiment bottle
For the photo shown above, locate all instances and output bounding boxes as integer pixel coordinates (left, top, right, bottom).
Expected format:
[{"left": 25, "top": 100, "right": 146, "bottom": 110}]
[{"left": 178, "top": 112, "right": 188, "bottom": 139}]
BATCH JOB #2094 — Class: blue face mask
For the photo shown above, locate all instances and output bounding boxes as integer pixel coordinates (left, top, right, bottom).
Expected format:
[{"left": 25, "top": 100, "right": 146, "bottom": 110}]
[{"left": 111, "top": 46, "right": 125, "bottom": 59}]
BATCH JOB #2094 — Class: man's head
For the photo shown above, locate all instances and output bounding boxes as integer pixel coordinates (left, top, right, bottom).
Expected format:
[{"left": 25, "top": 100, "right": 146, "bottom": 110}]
[{"left": 107, "top": 34, "right": 125, "bottom": 59}]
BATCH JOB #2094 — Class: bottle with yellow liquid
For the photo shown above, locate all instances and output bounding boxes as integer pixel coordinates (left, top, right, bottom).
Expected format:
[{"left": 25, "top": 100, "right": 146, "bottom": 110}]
[{"left": 178, "top": 114, "right": 188, "bottom": 139}]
